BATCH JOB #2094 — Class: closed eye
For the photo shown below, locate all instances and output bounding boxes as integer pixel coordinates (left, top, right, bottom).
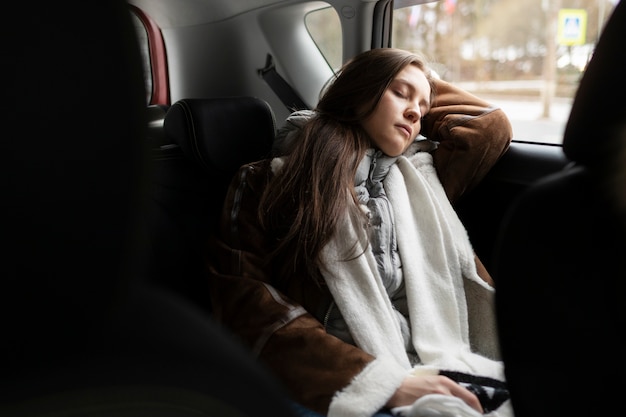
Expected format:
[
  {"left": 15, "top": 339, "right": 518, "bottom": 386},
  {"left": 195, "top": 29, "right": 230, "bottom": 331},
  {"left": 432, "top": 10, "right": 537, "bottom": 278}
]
[{"left": 393, "top": 90, "right": 406, "bottom": 98}]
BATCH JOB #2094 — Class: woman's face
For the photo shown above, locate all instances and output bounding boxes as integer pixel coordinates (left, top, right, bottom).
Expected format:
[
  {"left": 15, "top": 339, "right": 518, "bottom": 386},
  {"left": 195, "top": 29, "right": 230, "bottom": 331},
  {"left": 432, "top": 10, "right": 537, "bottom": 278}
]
[{"left": 361, "top": 64, "right": 431, "bottom": 157}]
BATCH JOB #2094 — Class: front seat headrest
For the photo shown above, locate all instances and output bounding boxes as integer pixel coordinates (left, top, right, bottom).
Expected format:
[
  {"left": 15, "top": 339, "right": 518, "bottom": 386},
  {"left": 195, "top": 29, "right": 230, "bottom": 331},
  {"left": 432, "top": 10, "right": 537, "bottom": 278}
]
[
  {"left": 563, "top": 0, "right": 626, "bottom": 167},
  {"left": 163, "top": 97, "right": 276, "bottom": 183}
]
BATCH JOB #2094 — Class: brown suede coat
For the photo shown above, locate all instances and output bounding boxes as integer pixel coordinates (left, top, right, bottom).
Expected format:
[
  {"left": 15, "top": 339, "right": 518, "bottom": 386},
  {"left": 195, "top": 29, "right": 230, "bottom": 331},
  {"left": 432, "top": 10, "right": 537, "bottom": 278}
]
[{"left": 206, "top": 79, "right": 512, "bottom": 414}]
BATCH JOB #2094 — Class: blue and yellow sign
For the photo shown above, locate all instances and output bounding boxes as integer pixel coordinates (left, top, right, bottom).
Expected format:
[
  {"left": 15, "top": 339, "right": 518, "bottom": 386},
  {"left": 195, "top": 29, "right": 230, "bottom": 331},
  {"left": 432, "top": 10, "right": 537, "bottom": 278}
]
[{"left": 558, "top": 9, "right": 587, "bottom": 46}]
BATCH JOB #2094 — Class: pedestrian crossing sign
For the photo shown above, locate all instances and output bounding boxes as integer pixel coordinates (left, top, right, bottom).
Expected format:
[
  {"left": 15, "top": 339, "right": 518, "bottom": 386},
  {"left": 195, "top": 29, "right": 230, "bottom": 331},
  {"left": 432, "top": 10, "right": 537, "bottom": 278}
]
[{"left": 558, "top": 9, "right": 587, "bottom": 46}]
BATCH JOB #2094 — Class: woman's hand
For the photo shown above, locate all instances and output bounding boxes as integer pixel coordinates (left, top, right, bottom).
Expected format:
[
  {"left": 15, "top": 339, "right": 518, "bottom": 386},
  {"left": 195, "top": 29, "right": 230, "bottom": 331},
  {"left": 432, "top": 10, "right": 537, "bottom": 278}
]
[{"left": 385, "top": 374, "right": 483, "bottom": 413}]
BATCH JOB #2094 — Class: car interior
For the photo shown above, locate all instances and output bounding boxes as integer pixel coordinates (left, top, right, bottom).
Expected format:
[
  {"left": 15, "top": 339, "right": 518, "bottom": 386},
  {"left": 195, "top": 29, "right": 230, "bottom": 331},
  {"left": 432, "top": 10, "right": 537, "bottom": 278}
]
[{"left": 2, "top": 0, "right": 624, "bottom": 416}]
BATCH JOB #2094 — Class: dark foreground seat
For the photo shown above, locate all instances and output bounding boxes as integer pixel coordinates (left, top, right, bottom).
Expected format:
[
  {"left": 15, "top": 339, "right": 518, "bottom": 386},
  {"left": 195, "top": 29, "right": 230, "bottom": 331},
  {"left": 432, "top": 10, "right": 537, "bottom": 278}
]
[
  {"left": 492, "top": 2, "right": 626, "bottom": 416},
  {"left": 147, "top": 97, "right": 276, "bottom": 312},
  {"left": 1, "top": 1, "right": 294, "bottom": 416}
]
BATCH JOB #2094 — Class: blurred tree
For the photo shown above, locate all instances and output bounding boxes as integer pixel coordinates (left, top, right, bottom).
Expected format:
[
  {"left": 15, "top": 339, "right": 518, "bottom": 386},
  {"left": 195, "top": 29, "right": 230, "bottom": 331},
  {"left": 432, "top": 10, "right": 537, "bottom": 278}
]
[{"left": 393, "top": 0, "right": 617, "bottom": 84}]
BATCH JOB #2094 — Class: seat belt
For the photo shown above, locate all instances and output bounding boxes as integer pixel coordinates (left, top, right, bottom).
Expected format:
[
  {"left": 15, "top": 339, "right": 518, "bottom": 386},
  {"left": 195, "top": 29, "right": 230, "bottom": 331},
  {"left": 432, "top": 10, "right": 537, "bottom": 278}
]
[{"left": 258, "top": 54, "right": 309, "bottom": 111}]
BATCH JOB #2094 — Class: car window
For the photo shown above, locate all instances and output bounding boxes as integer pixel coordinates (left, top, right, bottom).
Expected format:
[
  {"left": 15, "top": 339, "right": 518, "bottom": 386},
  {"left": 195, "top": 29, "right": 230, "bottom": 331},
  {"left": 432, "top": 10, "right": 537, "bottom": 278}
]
[
  {"left": 392, "top": 0, "right": 619, "bottom": 144},
  {"left": 305, "top": 4, "right": 342, "bottom": 71}
]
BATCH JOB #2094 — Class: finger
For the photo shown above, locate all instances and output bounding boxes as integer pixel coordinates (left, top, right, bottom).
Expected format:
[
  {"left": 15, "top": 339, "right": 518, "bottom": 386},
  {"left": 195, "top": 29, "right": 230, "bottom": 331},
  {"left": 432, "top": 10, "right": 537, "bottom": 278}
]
[{"left": 452, "top": 386, "right": 483, "bottom": 414}]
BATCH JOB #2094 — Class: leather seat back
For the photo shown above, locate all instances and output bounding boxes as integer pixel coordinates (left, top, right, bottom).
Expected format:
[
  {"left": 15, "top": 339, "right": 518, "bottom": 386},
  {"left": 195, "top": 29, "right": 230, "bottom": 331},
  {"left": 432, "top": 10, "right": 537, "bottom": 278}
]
[
  {"left": 147, "top": 97, "right": 276, "bottom": 312},
  {"left": 493, "top": 2, "right": 626, "bottom": 416},
  {"left": 1, "top": 2, "right": 294, "bottom": 415}
]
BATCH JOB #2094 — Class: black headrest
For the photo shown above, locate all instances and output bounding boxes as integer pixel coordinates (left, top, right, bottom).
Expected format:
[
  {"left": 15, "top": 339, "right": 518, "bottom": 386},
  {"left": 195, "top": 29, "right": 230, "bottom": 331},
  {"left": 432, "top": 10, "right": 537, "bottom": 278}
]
[
  {"left": 163, "top": 97, "right": 276, "bottom": 178},
  {"left": 563, "top": 0, "right": 626, "bottom": 166}
]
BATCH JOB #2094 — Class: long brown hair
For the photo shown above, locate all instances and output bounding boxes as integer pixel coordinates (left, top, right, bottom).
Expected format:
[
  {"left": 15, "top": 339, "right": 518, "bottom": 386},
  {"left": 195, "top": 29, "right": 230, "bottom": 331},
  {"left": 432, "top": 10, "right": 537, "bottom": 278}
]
[{"left": 259, "top": 48, "right": 435, "bottom": 283}]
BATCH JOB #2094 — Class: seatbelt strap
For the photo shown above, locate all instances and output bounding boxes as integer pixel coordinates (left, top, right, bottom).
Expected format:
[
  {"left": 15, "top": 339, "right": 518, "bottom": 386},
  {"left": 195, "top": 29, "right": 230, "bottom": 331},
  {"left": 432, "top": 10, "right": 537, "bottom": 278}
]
[{"left": 258, "top": 54, "right": 309, "bottom": 111}]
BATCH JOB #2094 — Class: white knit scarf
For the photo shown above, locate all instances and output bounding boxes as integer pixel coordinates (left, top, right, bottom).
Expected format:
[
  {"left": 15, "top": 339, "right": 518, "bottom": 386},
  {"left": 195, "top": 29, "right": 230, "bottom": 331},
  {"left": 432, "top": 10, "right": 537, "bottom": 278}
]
[{"left": 317, "top": 151, "right": 512, "bottom": 417}]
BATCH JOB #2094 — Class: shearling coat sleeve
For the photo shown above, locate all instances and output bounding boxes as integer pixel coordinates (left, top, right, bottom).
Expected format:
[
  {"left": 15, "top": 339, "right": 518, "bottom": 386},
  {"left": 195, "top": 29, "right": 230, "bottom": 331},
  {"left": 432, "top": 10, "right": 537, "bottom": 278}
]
[
  {"left": 206, "top": 159, "right": 377, "bottom": 414},
  {"left": 421, "top": 78, "right": 513, "bottom": 203}
]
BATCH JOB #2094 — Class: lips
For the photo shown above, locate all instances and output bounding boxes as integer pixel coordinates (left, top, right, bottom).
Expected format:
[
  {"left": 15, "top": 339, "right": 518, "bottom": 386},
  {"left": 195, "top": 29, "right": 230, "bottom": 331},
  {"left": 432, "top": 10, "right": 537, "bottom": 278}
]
[{"left": 397, "top": 124, "right": 412, "bottom": 138}]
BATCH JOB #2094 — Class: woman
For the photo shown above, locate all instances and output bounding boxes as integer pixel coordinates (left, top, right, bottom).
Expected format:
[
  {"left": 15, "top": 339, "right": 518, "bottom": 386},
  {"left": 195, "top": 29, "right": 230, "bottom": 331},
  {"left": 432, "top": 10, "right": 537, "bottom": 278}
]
[{"left": 207, "top": 48, "right": 512, "bottom": 417}]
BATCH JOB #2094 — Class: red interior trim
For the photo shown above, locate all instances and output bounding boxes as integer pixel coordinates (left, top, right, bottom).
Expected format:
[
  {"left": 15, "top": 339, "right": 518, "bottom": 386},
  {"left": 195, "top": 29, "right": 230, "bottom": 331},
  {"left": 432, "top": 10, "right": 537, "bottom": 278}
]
[{"left": 129, "top": 5, "right": 170, "bottom": 105}]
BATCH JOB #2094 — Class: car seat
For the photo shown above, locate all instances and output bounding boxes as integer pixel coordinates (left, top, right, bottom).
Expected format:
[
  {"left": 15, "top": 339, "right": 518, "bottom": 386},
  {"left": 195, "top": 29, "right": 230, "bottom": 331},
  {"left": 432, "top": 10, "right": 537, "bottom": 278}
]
[
  {"left": 1, "top": 1, "right": 294, "bottom": 415},
  {"left": 146, "top": 103, "right": 170, "bottom": 148},
  {"left": 492, "top": 1, "right": 626, "bottom": 416},
  {"left": 146, "top": 97, "right": 276, "bottom": 313}
]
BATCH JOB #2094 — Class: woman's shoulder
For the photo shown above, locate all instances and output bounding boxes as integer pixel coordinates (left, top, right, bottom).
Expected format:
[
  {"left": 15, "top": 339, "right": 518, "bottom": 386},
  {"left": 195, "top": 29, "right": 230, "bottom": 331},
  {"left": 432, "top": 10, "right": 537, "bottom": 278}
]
[
  {"left": 273, "top": 109, "right": 316, "bottom": 154},
  {"left": 240, "top": 158, "right": 273, "bottom": 173},
  {"left": 227, "top": 158, "right": 276, "bottom": 194}
]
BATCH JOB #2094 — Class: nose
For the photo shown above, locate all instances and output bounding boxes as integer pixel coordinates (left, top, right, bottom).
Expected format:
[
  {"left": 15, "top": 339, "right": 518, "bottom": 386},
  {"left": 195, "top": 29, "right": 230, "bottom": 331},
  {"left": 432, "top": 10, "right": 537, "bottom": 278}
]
[{"left": 405, "top": 106, "right": 421, "bottom": 122}]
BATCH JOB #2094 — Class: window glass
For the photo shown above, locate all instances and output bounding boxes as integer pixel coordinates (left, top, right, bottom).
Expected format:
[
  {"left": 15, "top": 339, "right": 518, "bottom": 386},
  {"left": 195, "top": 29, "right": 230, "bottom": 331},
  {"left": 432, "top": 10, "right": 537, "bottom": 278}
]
[
  {"left": 392, "top": 0, "right": 618, "bottom": 144},
  {"left": 130, "top": 11, "right": 152, "bottom": 105},
  {"left": 305, "top": 5, "right": 342, "bottom": 71}
]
